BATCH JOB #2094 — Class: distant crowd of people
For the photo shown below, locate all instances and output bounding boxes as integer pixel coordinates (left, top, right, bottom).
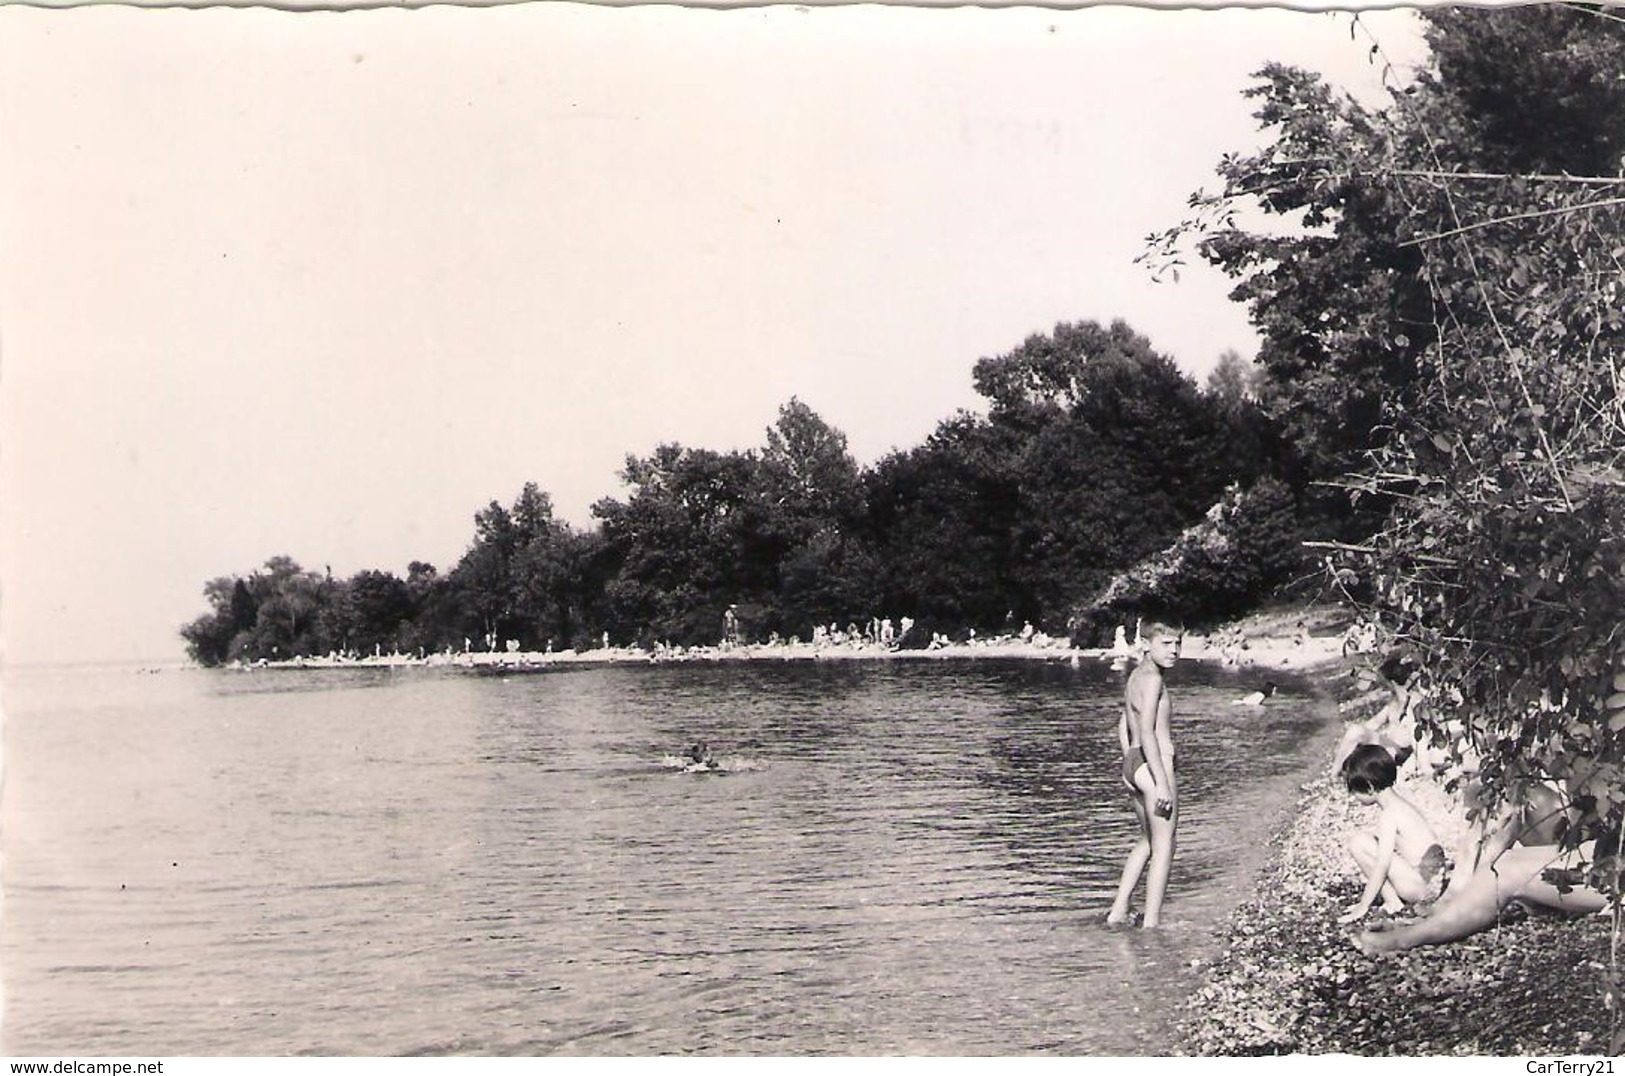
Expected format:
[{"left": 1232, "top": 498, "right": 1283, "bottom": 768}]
[{"left": 806, "top": 616, "right": 912, "bottom": 649}]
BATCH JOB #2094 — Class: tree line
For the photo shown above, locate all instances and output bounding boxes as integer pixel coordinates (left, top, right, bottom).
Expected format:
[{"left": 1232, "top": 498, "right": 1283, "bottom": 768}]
[{"left": 182, "top": 319, "right": 1297, "bottom": 665}]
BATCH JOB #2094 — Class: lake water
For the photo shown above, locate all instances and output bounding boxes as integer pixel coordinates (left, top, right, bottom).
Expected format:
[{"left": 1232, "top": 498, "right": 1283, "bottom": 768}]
[{"left": 2, "top": 656, "right": 1336, "bottom": 1055}]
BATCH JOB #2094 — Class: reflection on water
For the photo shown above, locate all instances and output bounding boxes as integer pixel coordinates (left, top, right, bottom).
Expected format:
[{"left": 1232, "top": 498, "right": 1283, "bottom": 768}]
[{"left": 2, "top": 658, "right": 1334, "bottom": 1055}]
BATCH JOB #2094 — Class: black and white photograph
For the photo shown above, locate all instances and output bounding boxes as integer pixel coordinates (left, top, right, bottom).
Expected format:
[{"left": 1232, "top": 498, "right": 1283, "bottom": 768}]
[{"left": 3, "top": 0, "right": 1624, "bottom": 1058}]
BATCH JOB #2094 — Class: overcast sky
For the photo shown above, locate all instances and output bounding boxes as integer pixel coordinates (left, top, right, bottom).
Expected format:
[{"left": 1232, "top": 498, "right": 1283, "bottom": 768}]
[{"left": 0, "top": 3, "right": 1431, "bottom": 666}]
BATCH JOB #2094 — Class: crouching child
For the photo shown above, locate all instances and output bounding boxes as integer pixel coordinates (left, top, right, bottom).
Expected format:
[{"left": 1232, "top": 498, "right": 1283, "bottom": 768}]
[{"left": 1336, "top": 743, "right": 1449, "bottom": 924}]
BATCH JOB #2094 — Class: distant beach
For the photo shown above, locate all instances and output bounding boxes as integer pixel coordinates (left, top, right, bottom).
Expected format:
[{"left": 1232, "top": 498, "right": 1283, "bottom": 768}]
[{"left": 233, "top": 605, "right": 1352, "bottom": 676}]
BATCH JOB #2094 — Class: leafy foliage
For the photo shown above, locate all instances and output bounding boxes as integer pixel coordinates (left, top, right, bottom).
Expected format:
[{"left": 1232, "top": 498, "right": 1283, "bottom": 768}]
[
  {"left": 1167, "top": 6, "right": 1625, "bottom": 851},
  {"left": 179, "top": 577, "right": 248, "bottom": 666},
  {"left": 983, "top": 319, "right": 1271, "bottom": 624},
  {"left": 863, "top": 414, "right": 1025, "bottom": 630},
  {"left": 185, "top": 323, "right": 1271, "bottom": 663},
  {"left": 593, "top": 443, "right": 770, "bottom": 644},
  {"left": 1070, "top": 478, "right": 1307, "bottom": 644}
]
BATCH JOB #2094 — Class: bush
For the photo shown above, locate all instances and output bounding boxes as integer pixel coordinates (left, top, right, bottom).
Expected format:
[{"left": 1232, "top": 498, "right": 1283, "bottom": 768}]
[{"left": 1070, "top": 478, "right": 1308, "bottom": 642}]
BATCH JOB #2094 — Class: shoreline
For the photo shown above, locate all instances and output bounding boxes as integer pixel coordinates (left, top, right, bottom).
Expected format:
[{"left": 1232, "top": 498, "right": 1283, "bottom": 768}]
[
  {"left": 1179, "top": 657, "right": 1612, "bottom": 1056},
  {"left": 221, "top": 611, "right": 1353, "bottom": 676}
]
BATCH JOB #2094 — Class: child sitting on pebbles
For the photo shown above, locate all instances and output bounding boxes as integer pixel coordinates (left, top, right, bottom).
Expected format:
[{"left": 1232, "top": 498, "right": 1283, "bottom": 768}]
[{"left": 1336, "top": 743, "right": 1450, "bottom": 924}]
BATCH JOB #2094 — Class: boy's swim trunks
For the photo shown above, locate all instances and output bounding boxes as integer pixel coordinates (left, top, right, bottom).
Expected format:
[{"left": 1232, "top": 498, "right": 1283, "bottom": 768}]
[{"left": 1122, "top": 745, "right": 1148, "bottom": 792}]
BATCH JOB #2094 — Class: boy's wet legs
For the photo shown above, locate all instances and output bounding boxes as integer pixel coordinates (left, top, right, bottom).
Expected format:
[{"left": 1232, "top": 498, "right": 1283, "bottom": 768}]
[
  {"left": 1143, "top": 804, "right": 1176, "bottom": 927},
  {"left": 1108, "top": 795, "right": 1152, "bottom": 925}
]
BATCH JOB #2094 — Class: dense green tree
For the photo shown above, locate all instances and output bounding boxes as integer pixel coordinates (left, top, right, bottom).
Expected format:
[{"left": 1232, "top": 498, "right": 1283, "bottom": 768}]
[
  {"left": 563, "top": 529, "right": 614, "bottom": 650},
  {"left": 974, "top": 319, "right": 1262, "bottom": 626},
  {"left": 401, "top": 565, "right": 463, "bottom": 656},
  {"left": 864, "top": 414, "right": 1024, "bottom": 632},
  {"left": 344, "top": 569, "right": 413, "bottom": 654},
  {"left": 1175, "top": 63, "right": 1432, "bottom": 505},
  {"left": 510, "top": 483, "right": 554, "bottom": 548},
  {"left": 509, "top": 492, "right": 586, "bottom": 651},
  {"left": 1072, "top": 477, "right": 1307, "bottom": 641},
  {"left": 449, "top": 541, "right": 509, "bottom": 647},
  {"left": 229, "top": 579, "right": 258, "bottom": 636},
  {"left": 1169, "top": 6, "right": 1625, "bottom": 978},
  {"left": 1419, "top": 5, "right": 1625, "bottom": 177},
  {"left": 406, "top": 560, "right": 437, "bottom": 591},
  {"left": 447, "top": 492, "right": 534, "bottom": 647},
  {"left": 752, "top": 398, "right": 877, "bottom": 635},
  {"left": 593, "top": 443, "right": 766, "bottom": 644},
  {"left": 179, "top": 576, "right": 246, "bottom": 666},
  {"left": 973, "top": 319, "right": 1155, "bottom": 428},
  {"left": 311, "top": 579, "right": 356, "bottom": 655},
  {"left": 758, "top": 398, "right": 864, "bottom": 536},
  {"left": 1203, "top": 349, "right": 1257, "bottom": 408},
  {"left": 1202, "top": 349, "right": 1278, "bottom": 487},
  {"left": 440, "top": 484, "right": 585, "bottom": 651},
  {"left": 242, "top": 556, "right": 330, "bottom": 658},
  {"left": 1170, "top": 6, "right": 1625, "bottom": 523}
]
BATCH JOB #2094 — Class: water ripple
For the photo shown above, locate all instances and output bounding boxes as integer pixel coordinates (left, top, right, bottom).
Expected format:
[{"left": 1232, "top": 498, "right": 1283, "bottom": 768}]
[{"left": 4, "top": 658, "right": 1335, "bottom": 1055}]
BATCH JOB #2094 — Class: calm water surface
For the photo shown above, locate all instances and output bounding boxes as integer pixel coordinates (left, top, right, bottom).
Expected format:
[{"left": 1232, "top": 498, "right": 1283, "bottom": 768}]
[{"left": 3, "top": 657, "right": 1334, "bottom": 1055}]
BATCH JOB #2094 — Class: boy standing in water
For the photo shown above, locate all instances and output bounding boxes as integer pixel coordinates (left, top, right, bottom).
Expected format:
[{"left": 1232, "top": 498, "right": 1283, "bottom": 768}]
[{"left": 1107, "top": 620, "right": 1182, "bottom": 928}]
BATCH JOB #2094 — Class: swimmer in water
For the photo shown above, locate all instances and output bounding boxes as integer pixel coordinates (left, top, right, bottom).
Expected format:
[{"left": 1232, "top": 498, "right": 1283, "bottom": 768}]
[
  {"left": 1232, "top": 681, "right": 1278, "bottom": 706},
  {"left": 683, "top": 742, "right": 719, "bottom": 773}
]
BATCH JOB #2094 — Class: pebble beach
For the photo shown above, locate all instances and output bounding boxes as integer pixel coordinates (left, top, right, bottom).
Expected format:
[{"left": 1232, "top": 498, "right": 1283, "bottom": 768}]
[{"left": 1177, "top": 614, "right": 1614, "bottom": 1056}]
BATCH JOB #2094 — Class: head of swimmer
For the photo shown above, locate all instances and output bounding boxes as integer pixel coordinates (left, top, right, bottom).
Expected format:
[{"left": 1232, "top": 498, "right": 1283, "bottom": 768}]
[{"left": 1141, "top": 620, "right": 1183, "bottom": 668}]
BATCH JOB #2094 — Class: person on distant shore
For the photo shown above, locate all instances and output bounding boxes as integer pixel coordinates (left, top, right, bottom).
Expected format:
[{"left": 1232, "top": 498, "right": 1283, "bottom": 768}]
[
  {"left": 1336, "top": 744, "right": 1449, "bottom": 924},
  {"left": 1109, "top": 625, "right": 1132, "bottom": 656},
  {"left": 1218, "top": 626, "right": 1248, "bottom": 668},
  {"left": 1107, "top": 620, "right": 1183, "bottom": 928}
]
